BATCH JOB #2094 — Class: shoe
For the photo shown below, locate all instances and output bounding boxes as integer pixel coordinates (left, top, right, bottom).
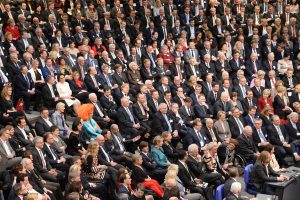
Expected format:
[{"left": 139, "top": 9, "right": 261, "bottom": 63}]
[{"left": 25, "top": 110, "right": 32, "bottom": 114}]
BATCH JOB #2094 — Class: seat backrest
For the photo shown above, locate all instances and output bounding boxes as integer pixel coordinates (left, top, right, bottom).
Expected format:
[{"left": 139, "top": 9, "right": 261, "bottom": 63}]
[
  {"left": 244, "top": 164, "right": 254, "bottom": 187},
  {"left": 216, "top": 184, "right": 225, "bottom": 200}
]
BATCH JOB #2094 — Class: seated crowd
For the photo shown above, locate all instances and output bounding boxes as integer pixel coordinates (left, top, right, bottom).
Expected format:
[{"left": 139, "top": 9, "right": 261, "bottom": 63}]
[{"left": 0, "top": 0, "right": 300, "bottom": 200}]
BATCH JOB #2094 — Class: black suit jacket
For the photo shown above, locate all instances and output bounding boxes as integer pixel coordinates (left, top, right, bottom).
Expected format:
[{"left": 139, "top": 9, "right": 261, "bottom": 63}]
[
  {"left": 249, "top": 162, "right": 279, "bottom": 191},
  {"left": 41, "top": 84, "right": 59, "bottom": 108},
  {"left": 285, "top": 120, "right": 300, "bottom": 142},
  {"left": 228, "top": 116, "right": 245, "bottom": 138},
  {"left": 177, "top": 161, "right": 197, "bottom": 189},
  {"left": 35, "top": 117, "right": 53, "bottom": 136},
  {"left": 32, "top": 147, "right": 52, "bottom": 174},
  {"left": 252, "top": 127, "right": 269, "bottom": 148},
  {"left": 151, "top": 111, "right": 177, "bottom": 136},
  {"left": 14, "top": 127, "right": 32, "bottom": 147},
  {"left": 84, "top": 74, "right": 103, "bottom": 93},
  {"left": 117, "top": 106, "right": 139, "bottom": 129},
  {"left": 237, "top": 134, "right": 258, "bottom": 162},
  {"left": 186, "top": 155, "right": 205, "bottom": 179},
  {"left": 267, "top": 124, "right": 289, "bottom": 146},
  {"left": 202, "top": 126, "right": 222, "bottom": 143}
]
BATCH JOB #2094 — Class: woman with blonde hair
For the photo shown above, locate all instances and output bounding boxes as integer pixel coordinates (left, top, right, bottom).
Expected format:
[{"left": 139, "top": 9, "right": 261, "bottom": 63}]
[
  {"left": 68, "top": 71, "right": 89, "bottom": 103},
  {"left": 258, "top": 89, "right": 273, "bottom": 112},
  {"left": 28, "top": 59, "right": 45, "bottom": 91},
  {"left": 274, "top": 85, "right": 292, "bottom": 119},
  {"left": 202, "top": 142, "right": 224, "bottom": 187},
  {"left": 259, "top": 105, "right": 273, "bottom": 127},
  {"left": 0, "top": 84, "right": 32, "bottom": 127},
  {"left": 151, "top": 136, "right": 170, "bottom": 168}
]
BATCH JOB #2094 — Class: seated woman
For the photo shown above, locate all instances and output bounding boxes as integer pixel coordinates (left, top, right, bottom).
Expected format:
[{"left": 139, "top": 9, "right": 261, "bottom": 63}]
[
  {"left": 202, "top": 142, "right": 225, "bottom": 187},
  {"left": 68, "top": 71, "right": 89, "bottom": 103},
  {"left": 214, "top": 111, "right": 231, "bottom": 141},
  {"left": 51, "top": 102, "right": 71, "bottom": 137},
  {"left": 258, "top": 89, "right": 273, "bottom": 113},
  {"left": 66, "top": 118, "right": 86, "bottom": 156},
  {"left": 56, "top": 74, "right": 81, "bottom": 115},
  {"left": 50, "top": 125, "right": 73, "bottom": 159},
  {"left": 162, "top": 131, "right": 179, "bottom": 163},
  {"left": 217, "top": 138, "right": 244, "bottom": 175},
  {"left": 57, "top": 57, "right": 73, "bottom": 80},
  {"left": 151, "top": 136, "right": 171, "bottom": 169},
  {"left": 0, "top": 84, "right": 32, "bottom": 128},
  {"left": 273, "top": 86, "right": 292, "bottom": 119},
  {"left": 263, "top": 144, "right": 287, "bottom": 172},
  {"left": 249, "top": 151, "right": 288, "bottom": 194},
  {"left": 131, "top": 154, "right": 164, "bottom": 198},
  {"left": 77, "top": 104, "right": 102, "bottom": 141},
  {"left": 259, "top": 105, "right": 273, "bottom": 127}
]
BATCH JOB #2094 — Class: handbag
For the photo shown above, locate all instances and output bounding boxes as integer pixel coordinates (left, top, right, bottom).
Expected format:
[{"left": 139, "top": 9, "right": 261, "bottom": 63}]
[{"left": 16, "top": 98, "right": 24, "bottom": 111}]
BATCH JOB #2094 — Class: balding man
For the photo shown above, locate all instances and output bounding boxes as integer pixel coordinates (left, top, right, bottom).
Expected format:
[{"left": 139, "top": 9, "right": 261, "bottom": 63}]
[
  {"left": 267, "top": 115, "right": 299, "bottom": 165},
  {"left": 151, "top": 103, "right": 178, "bottom": 136},
  {"left": 237, "top": 126, "right": 259, "bottom": 164},
  {"left": 285, "top": 112, "right": 300, "bottom": 144},
  {"left": 203, "top": 118, "right": 222, "bottom": 143},
  {"left": 117, "top": 97, "right": 144, "bottom": 140}
]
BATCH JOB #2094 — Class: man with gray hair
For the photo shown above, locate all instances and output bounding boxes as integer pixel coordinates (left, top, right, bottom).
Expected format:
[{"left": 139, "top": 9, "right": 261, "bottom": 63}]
[
  {"left": 226, "top": 182, "right": 242, "bottom": 200},
  {"left": 21, "top": 157, "right": 63, "bottom": 200},
  {"left": 0, "top": 128, "right": 22, "bottom": 169},
  {"left": 151, "top": 103, "right": 178, "bottom": 136},
  {"left": 186, "top": 144, "right": 204, "bottom": 178},
  {"left": 31, "top": 136, "right": 66, "bottom": 186},
  {"left": 237, "top": 126, "right": 260, "bottom": 164},
  {"left": 89, "top": 92, "right": 114, "bottom": 128}
]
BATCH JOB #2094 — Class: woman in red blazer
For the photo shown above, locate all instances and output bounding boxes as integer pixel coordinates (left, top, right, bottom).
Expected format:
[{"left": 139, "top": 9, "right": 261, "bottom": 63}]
[
  {"left": 258, "top": 89, "right": 274, "bottom": 113},
  {"left": 4, "top": 19, "right": 20, "bottom": 41}
]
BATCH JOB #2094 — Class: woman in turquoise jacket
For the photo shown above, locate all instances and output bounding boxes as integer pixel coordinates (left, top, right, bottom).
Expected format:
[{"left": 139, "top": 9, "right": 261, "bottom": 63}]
[{"left": 151, "top": 135, "right": 170, "bottom": 168}]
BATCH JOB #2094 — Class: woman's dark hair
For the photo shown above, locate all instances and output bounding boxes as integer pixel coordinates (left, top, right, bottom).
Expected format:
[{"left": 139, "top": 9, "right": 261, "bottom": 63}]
[
  {"left": 263, "top": 144, "right": 274, "bottom": 152},
  {"left": 72, "top": 117, "right": 82, "bottom": 131},
  {"left": 22, "top": 150, "right": 33, "bottom": 159},
  {"left": 16, "top": 173, "right": 28, "bottom": 183},
  {"left": 50, "top": 125, "right": 59, "bottom": 132},
  {"left": 57, "top": 57, "right": 66, "bottom": 65}
]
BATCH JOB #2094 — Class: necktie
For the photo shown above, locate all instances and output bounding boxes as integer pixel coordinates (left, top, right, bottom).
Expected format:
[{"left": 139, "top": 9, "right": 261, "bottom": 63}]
[
  {"left": 191, "top": 49, "right": 194, "bottom": 57},
  {"left": 105, "top": 75, "right": 112, "bottom": 87},
  {"left": 149, "top": 54, "right": 156, "bottom": 68},
  {"left": 276, "top": 126, "right": 285, "bottom": 142},
  {"left": 197, "top": 132, "right": 204, "bottom": 146},
  {"left": 210, "top": 128, "right": 217, "bottom": 142},
  {"left": 163, "top": 114, "right": 172, "bottom": 132},
  {"left": 249, "top": 99, "right": 253, "bottom": 107},
  {"left": 258, "top": 129, "right": 266, "bottom": 142},
  {"left": 94, "top": 103, "right": 104, "bottom": 117},
  {"left": 139, "top": 104, "right": 146, "bottom": 115},
  {"left": 242, "top": 86, "right": 246, "bottom": 98},
  {"left": 49, "top": 146, "right": 57, "bottom": 160},
  {"left": 126, "top": 108, "right": 135, "bottom": 124},
  {"left": 38, "top": 149, "right": 47, "bottom": 168},
  {"left": 92, "top": 75, "right": 98, "bottom": 88},
  {"left": 101, "top": 146, "right": 110, "bottom": 162},
  {"left": 177, "top": 65, "right": 182, "bottom": 80},
  {"left": 114, "top": 134, "right": 124, "bottom": 152},
  {"left": 24, "top": 75, "right": 30, "bottom": 87},
  {"left": 236, "top": 118, "right": 244, "bottom": 134},
  {"left": 214, "top": 93, "right": 217, "bottom": 100}
]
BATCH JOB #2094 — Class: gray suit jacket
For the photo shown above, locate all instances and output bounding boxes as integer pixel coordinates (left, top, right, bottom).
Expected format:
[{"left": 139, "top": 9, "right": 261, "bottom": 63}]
[
  {"left": 51, "top": 111, "right": 66, "bottom": 132},
  {"left": 214, "top": 120, "right": 232, "bottom": 140},
  {"left": 0, "top": 139, "right": 15, "bottom": 157},
  {"left": 184, "top": 48, "right": 200, "bottom": 63}
]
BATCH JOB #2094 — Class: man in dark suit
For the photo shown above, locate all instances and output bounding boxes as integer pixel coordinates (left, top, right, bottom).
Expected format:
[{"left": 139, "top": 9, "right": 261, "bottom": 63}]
[
  {"left": 177, "top": 150, "right": 213, "bottom": 200},
  {"left": 252, "top": 118, "right": 270, "bottom": 150},
  {"left": 43, "top": 133, "right": 69, "bottom": 172},
  {"left": 242, "top": 90, "right": 258, "bottom": 115},
  {"left": 84, "top": 67, "right": 104, "bottom": 98},
  {"left": 285, "top": 112, "right": 300, "bottom": 147},
  {"left": 186, "top": 144, "right": 205, "bottom": 179},
  {"left": 41, "top": 76, "right": 60, "bottom": 109},
  {"left": 14, "top": 65, "right": 41, "bottom": 113},
  {"left": 132, "top": 93, "right": 152, "bottom": 136},
  {"left": 213, "top": 92, "right": 232, "bottom": 117},
  {"left": 117, "top": 96, "right": 144, "bottom": 139},
  {"left": 195, "top": 94, "right": 214, "bottom": 120},
  {"left": 35, "top": 108, "right": 54, "bottom": 136},
  {"left": 228, "top": 107, "right": 246, "bottom": 138},
  {"left": 151, "top": 103, "right": 178, "bottom": 137},
  {"left": 267, "top": 115, "right": 299, "bottom": 166},
  {"left": 183, "top": 119, "right": 208, "bottom": 150},
  {"left": 99, "top": 88, "right": 118, "bottom": 113},
  {"left": 233, "top": 77, "right": 250, "bottom": 101},
  {"left": 203, "top": 118, "right": 222, "bottom": 143},
  {"left": 139, "top": 141, "right": 167, "bottom": 183},
  {"left": 251, "top": 79, "right": 265, "bottom": 99},
  {"left": 179, "top": 97, "right": 195, "bottom": 127},
  {"left": 237, "top": 126, "right": 259, "bottom": 165},
  {"left": 223, "top": 167, "right": 239, "bottom": 197},
  {"left": 32, "top": 136, "right": 65, "bottom": 184},
  {"left": 206, "top": 82, "right": 221, "bottom": 106}
]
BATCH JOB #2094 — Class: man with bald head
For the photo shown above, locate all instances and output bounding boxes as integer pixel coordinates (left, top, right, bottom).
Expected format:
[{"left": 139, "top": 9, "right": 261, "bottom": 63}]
[
  {"left": 237, "top": 126, "right": 260, "bottom": 164},
  {"left": 203, "top": 118, "right": 222, "bottom": 143}
]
